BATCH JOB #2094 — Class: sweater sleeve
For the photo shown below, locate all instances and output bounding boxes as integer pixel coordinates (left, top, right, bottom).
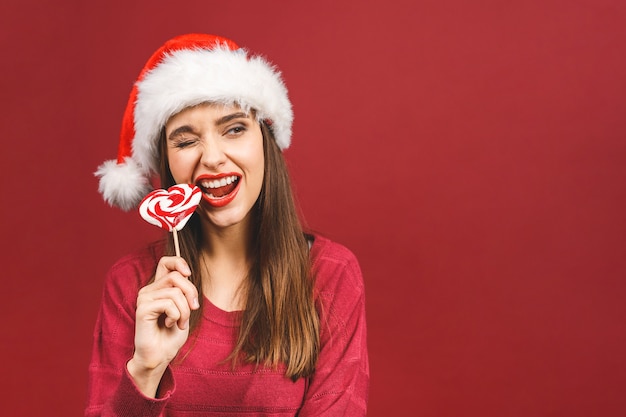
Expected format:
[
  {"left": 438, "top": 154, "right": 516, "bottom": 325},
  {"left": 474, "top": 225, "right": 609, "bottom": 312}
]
[
  {"left": 84, "top": 247, "right": 176, "bottom": 417},
  {"left": 298, "top": 241, "right": 370, "bottom": 416}
]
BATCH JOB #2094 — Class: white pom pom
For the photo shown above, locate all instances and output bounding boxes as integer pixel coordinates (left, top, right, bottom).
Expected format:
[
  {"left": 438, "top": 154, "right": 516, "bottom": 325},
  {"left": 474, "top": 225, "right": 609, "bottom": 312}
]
[{"left": 95, "top": 158, "right": 153, "bottom": 211}]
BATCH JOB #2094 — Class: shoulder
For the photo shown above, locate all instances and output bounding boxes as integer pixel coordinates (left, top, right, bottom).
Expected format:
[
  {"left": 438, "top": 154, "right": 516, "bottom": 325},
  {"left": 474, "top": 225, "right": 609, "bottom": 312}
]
[
  {"left": 309, "top": 234, "right": 364, "bottom": 298},
  {"left": 107, "top": 240, "right": 164, "bottom": 273},
  {"left": 103, "top": 240, "right": 165, "bottom": 298}
]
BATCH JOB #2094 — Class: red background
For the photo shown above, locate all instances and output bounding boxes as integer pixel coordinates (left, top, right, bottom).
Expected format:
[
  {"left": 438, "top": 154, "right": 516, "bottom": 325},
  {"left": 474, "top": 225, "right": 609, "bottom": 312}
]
[{"left": 2, "top": 0, "right": 625, "bottom": 416}]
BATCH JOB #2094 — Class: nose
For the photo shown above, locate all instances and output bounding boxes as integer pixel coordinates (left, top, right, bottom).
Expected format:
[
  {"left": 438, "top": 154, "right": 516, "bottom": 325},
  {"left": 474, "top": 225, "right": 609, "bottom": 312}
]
[{"left": 200, "top": 137, "right": 227, "bottom": 170}]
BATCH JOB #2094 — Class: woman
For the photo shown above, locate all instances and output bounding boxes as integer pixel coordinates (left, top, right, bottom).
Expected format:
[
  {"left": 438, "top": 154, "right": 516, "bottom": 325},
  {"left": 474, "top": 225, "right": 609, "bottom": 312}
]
[{"left": 88, "top": 34, "right": 368, "bottom": 416}]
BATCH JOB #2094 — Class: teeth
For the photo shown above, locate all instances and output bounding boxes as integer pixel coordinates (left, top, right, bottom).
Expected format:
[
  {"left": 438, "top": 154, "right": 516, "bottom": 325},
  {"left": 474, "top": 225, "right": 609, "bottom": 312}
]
[{"left": 200, "top": 175, "right": 238, "bottom": 189}]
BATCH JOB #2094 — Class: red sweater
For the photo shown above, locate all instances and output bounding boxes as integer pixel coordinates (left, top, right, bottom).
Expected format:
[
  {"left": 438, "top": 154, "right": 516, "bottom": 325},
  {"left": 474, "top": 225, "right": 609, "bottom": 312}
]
[{"left": 85, "top": 235, "right": 369, "bottom": 416}]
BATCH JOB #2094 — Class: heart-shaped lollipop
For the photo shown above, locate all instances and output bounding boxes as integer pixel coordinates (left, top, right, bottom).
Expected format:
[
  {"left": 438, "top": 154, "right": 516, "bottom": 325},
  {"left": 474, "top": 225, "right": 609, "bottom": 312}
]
[{"left": 139, "top": 184, "right": 202, "bottom": 256}]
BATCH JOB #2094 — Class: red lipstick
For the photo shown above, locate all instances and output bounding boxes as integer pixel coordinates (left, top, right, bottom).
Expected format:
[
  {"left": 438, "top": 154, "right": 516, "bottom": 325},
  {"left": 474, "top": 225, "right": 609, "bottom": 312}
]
[{"left": 195, "top": 173, "right": 241, "bottom": 208}]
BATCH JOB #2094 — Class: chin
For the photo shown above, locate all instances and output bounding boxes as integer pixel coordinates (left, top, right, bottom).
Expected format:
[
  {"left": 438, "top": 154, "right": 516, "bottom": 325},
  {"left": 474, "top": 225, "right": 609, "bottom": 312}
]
[{"left": 201, "top": 205, "right": 254, "bottom": 231}]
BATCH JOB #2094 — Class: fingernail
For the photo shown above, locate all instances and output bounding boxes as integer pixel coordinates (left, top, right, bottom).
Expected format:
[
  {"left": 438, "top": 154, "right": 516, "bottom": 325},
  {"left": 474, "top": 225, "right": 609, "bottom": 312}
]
[{"left": 193, "top": 298, "right": 200, "bottom": 309}]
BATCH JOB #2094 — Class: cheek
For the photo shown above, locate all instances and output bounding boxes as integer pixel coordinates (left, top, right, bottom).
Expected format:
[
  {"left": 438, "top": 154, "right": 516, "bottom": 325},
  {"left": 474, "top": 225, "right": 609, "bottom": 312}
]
[
  {"left": 232, "top": 136, "right": 265, "bottom": 179},
  {"left": 167, "top": 151, "right": 194, "bottom": 182},
  {"left": 248, "top": 145, "right": 265, "bottom": 185}
]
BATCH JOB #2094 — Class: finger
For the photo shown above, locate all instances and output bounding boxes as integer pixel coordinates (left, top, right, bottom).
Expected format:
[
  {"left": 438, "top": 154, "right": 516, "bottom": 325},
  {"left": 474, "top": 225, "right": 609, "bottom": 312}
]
[
  {"left": 155, "top": 256, "right": 192, "bottom": 281},
  {"left": 145, "top": 272, "right": 200, "bottom": 311},
  {"left": 140, "top": 287, "right": 193, "bottom": 329},
  {"left": 137, "top": 297, "right": 188, "bottom": 329}
]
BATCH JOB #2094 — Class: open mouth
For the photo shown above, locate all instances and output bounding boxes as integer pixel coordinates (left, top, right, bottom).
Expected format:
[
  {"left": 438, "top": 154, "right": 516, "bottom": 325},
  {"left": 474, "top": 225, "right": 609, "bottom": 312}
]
[{"left": 196, "top": 174, "right": 241, "bottom": 207}]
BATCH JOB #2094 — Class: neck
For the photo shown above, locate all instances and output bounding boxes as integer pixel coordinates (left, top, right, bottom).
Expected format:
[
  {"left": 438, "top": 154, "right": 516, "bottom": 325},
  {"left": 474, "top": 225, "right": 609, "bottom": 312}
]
[{"left": 199, "top": 218, "right": 253, "bottom": 312}]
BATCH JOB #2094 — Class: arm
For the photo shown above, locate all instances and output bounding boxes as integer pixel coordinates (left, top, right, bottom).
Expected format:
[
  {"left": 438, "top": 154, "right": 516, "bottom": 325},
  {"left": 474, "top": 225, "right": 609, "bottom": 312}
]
[
  {"left": 85, "top": 251, "right": 198, "bottom": 416},
  {"left": 299, "top": 246, "right": 370, "bottom": 416},
  {"left": 127, "top": 256, "right": 198, "bottom": 396}
]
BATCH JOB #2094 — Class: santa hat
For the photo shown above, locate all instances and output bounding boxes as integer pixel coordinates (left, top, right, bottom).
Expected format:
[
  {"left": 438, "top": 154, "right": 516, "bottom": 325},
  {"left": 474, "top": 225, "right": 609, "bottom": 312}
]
[{"left": 95, "top": 33, "right": 293, "bottom": 211}]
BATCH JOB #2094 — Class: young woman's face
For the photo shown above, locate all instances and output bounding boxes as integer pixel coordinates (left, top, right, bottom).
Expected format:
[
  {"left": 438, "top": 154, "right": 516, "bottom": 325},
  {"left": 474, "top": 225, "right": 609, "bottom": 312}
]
[{"left": 164, "top": 103, "right": 264, "bottom": 230}]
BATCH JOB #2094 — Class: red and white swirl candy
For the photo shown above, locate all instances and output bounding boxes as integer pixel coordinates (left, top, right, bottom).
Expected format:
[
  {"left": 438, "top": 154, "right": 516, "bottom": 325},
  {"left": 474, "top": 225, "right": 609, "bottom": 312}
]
[{"left": 139, "top": 184, "right": 202, "bottom": 231}]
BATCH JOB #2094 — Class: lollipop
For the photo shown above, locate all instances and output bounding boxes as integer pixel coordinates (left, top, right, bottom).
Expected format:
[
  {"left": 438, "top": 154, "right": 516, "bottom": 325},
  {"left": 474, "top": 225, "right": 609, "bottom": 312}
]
[{"left": 139, "top": 184, "right": 202, "bottom": 256}]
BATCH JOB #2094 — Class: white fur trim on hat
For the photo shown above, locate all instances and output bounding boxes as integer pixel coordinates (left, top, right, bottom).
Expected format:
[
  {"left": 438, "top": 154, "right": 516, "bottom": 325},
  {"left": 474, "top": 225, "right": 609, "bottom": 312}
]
[{"left": 133, "top": 46, "right": 293, "bottom": 174}]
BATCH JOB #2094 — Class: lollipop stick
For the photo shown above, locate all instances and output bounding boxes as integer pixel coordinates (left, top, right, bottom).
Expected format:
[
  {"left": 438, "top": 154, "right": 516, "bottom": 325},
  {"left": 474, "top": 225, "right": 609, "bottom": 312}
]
[{"left": 173, "top": 228, "right": 181, "bottom": 257}]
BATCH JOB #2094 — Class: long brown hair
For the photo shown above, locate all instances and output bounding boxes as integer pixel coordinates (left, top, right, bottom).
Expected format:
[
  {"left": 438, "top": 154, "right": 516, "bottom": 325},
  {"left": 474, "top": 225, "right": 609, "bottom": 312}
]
[{"left": 158, "top": 119, "right": 319, "bottom": 380}]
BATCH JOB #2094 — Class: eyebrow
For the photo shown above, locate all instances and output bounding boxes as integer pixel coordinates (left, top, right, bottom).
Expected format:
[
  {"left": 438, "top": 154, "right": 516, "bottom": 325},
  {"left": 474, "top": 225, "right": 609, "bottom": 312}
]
[
  {"left": 215, "top": 112, "right": 250, "bottom": 125},
  {"left": 167, "top": 112, "right": 251, "bottom": 141},
  {"left": 168, "top": 125, "right": 196, "bottom": 141}
]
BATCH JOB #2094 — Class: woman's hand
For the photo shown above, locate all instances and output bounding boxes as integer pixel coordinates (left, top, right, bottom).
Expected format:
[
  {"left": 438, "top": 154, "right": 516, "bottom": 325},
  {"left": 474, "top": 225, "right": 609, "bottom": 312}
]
[{"left": 127, "top": 256, "right": 200, "bottom": 397}]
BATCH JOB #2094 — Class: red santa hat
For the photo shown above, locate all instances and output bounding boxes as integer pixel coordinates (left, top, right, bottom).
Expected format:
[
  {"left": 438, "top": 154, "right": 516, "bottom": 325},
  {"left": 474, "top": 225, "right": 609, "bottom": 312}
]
[{"left": 95, "top": 33, "right": 293, "bottom": 210}]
